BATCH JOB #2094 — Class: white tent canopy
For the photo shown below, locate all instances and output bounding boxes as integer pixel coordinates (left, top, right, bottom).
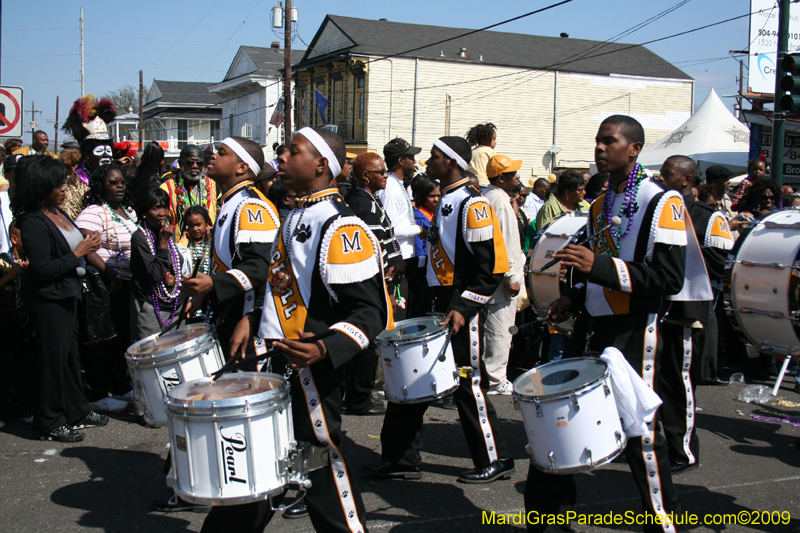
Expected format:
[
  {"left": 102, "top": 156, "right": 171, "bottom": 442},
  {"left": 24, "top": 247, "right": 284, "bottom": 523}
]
[{"left": 637, "top": 89, "right": 750, "bottom": 177}]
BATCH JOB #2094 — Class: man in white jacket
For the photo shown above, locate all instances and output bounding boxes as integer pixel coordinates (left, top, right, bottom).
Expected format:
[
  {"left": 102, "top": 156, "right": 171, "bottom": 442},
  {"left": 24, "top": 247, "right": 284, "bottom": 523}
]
[{"left": 482, "top": 154, "right": 523, "bottom": 395}]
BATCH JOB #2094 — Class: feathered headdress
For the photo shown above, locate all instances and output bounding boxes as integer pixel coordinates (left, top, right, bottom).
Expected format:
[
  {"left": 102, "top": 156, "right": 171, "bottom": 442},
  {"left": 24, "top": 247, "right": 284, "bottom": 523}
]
[{"left": 63, "top": 95, "right": 117, "bottom": 143}]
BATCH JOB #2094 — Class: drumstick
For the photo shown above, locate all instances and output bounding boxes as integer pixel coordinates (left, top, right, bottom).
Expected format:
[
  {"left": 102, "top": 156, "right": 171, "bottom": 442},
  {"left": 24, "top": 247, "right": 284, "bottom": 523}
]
[
  {"left": 437, "top": 326, "right": 454, "bottom": 362},
  {"left": 209, "top": 330, "right": 338, "bottom": 380},
  {"left": 158, "top": 255, "right": 203, "bottom": 338},
  {"left": 508, "top": 317, "right": 547, "bottom": 335},
  {"left": 537, "top": 216, "right": 621, "bottom": 273}
]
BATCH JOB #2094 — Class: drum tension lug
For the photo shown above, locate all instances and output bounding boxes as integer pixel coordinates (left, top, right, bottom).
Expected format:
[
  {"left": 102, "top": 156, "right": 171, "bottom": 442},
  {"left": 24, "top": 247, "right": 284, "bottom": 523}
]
[
  {"left": 402, "top": 386, "right": 409, "bottom": 401},
  {"left": 603, "top": 383, "right": 611, "bottom": 398},
  {"left": 615, "top": 431, "right": 623, "bottom": 448},
  {"left": 585, "top": 448, "right": 594, "bottom": 468},
  {"left": 548, "top": 451, "right": 557, "bottom": 474},
  {"left": 431, "top": 380, "right": 437, "bottom": 392},
  {"left": 571, "top": 392, "right": 580, "bottom": 412},
  {"left": 534, "top": 401, "right": 543, "bottom": 418}
]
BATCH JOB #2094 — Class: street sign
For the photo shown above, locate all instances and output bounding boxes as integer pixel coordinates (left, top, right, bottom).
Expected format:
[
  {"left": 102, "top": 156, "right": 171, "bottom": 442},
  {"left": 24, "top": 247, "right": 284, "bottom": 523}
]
[{"left": 0, "top": 86, "right": 23, "bottom": 138}]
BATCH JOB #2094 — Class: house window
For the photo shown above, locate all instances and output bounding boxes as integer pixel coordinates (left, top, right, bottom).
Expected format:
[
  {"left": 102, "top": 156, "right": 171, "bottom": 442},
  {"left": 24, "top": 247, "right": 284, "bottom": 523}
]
[
  {"left": 211, "top": 120, "right": 220, "bottom": 142},
  {"left": 177, "top": 119, "right": 188, "bottom": 149}
]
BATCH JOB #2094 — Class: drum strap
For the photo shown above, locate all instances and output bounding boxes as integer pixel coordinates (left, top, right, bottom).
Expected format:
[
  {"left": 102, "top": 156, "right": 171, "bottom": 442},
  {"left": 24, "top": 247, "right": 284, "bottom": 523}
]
[
  {"left": 467, "top": 314, "right": 499, "bottom": 464},
  {"left": 297, "top": 367, "right": 365, "bottom": 533}
]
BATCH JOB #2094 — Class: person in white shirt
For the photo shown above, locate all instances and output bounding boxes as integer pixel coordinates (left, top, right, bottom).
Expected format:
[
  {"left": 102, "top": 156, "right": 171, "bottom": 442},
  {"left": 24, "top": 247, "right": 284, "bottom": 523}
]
[
  {"left": 523, "top": 177, "right": 550, "bottom": 221},
  {"left": 379, "top": 138, "right": 426, "bottom": 260}
]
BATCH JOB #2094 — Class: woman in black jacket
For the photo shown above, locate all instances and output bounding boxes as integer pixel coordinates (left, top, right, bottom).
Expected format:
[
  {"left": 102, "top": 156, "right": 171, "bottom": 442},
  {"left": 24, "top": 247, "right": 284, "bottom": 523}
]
[{"left": 11, "top": 155, "right": 106, "bottom": 442}]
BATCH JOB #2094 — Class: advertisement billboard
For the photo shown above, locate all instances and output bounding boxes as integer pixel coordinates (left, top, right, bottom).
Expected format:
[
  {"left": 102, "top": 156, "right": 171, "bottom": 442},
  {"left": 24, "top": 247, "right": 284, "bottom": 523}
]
[{"left": 748, "top": 0, "right": 799, "bottom": 94}]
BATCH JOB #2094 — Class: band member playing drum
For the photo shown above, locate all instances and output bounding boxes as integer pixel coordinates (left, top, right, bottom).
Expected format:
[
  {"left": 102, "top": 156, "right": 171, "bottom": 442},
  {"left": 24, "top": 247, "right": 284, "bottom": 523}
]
[
  {"left": 364, "top": 136, "right": 515, "bottom": 484},
  {"left": 180, "top": 137, "right": 279, "bottom": 355},
  {"left": 205, "top": 127, "right": 392, "bottom": 533},
  {"left": 527, "top": 116, "right": 687, "bottom": 533}
]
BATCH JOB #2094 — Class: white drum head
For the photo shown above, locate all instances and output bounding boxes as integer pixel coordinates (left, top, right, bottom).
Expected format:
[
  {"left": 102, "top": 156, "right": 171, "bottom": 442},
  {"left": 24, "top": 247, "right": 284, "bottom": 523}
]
[
  {"left": 376, "top": 315, "right": 446, "bottom": 345},
  {"left": 169, "top": 373, "right": 286, "bottom": 406},
  {"left": 513, "top": 357, "right": 606, "bottom": 400},
  {"left": 129, "top": 323, "right": 214, "bottom": 356}
]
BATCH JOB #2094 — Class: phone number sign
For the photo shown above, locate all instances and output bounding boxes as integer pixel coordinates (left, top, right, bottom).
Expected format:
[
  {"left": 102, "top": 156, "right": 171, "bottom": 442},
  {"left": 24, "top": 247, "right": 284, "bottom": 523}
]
[{"left": 748, "top": 0, "right": 800, "bottom": 94}]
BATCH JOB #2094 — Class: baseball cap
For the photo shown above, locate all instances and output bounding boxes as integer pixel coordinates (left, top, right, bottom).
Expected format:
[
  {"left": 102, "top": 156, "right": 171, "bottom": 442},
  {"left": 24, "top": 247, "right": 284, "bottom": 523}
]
[
  {"left": 383, "top": 138, "right": 422, "bottom": 160},
  {"left": 486, "top": 154, "right": 522, "bottom": 179},
  {"left": 705, "top": 165, "right": 733, "bottom": 182}
]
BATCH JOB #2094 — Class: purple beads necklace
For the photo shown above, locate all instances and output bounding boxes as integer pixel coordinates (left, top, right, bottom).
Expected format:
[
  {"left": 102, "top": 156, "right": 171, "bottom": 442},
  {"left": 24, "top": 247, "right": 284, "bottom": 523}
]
[
  {"left": 600, "top": 163, "right": 644, "bottom": 257},
  {"left": 143, "top": 224, "right": 181, "bottom": 329}
]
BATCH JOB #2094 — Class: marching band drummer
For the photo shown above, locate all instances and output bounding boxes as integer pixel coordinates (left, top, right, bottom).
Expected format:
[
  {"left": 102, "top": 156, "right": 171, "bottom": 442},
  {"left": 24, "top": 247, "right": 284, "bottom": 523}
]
[
  {"left": 363, "top": 136, "right": 515, "bottom": 484},
  {"left": 206, "top": 127, "right": 392, "bottom": 533},
  {"left": 657, "top": 156, "right": 733, "bottom": 474},
  {"left": 528, "top": 116, "right": 687, "bottom": 533},
  {"left": 180, "top": 137, "right": 280, "bottom": 355}
]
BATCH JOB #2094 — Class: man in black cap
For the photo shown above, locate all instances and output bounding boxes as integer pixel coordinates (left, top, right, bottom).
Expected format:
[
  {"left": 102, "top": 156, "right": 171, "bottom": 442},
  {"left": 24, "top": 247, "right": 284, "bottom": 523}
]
[
  {"left": 380, "top": 138, "right": 426, "bottom": 262},
  {"left": 160, "top": 144, "right": 218, "bottom": 243}
]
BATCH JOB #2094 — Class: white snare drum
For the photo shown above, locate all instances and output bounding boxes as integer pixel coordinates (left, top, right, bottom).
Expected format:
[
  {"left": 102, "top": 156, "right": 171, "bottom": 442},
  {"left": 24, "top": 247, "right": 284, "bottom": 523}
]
[
  {"left": 513, "top": 357, "right": 626, "bottom": 474},
  {"left": 726, "top": 209, "right": 800, "bottom": 356},
  {"left": 526, "top": 212, "right": 587, "bottom": 334},
  {"left": 376, "top": 316, "right": 458, "bottom": 403},
  {"left": 126, "top": 323, "right": 224, "bottom": 427},
  {"left": 166, "top": 372, "right": 304, "bottom": 506}
]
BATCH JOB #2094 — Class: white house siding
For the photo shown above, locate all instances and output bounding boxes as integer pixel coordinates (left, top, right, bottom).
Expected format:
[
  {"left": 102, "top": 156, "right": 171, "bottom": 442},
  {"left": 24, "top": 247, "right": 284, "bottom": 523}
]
[
  {"left": 219, "top": 79, "right": 290, "bottom": 149},
  {"left": 365, "top": 56, "right": 692, "bottom": 178}
]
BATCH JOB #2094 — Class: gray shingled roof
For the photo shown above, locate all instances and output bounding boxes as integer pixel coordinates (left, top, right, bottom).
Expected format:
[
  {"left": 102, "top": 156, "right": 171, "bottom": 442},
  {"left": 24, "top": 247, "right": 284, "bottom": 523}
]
[
  {"left": 230, "top": 46, "right": 301, "bottom": 79},
  {"left": 299, "top": 15, "right": 691, "bottom": 80},
  {"left": 146, "top": 81, "right": 222, "bottom": 106}
]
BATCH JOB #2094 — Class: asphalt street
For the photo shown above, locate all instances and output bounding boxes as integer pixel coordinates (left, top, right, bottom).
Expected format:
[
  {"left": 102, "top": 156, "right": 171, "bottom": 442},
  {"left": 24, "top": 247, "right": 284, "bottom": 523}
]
[{"left": 3, "top": 367, "right": 800, "bottom": 533}]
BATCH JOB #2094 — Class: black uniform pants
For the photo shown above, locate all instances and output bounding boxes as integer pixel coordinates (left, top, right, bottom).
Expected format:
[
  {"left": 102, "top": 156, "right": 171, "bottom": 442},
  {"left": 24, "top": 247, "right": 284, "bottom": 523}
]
[
  {"left": 343, "top": 344, "right": 379, "bottom": 412},
  {"left": 379, "top": 305, "right": 509, "bottom": 469},
  {"left": 29, "top": 297, "right": 92, "bottom": 433},
  {"left": 659, "top": 322, "right": 700, "bottom": 466},
  {"left": 201, "top": 358, "right": 368, "bottom": 533},
  {"left": 524, "top": 313, "right": 682, "bottom": 533}
]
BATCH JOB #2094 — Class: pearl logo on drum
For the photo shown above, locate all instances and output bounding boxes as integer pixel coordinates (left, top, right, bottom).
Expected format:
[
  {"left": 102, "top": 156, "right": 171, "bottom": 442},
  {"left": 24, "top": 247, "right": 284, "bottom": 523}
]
[
  {"left": 160, "top": 369, "right": 182, "bottom": 392},
  {"left": 219, "top": 428, "right": 248, "bottom": 484}
]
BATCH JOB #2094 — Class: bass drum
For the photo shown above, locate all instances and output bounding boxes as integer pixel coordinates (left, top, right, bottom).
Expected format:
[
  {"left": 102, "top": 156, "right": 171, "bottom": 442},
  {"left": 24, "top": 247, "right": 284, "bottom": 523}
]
[
  {"left": 526, "top": 212, "right": 587, "bottom": 334},
  {"left": 725, "top": 209, "right": 800, "bottom": 356}
]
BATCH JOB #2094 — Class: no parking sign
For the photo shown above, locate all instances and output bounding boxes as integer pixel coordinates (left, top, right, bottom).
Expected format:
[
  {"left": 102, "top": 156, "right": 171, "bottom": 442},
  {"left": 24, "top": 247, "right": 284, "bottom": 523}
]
[{"left": 0, "top": 86, "right": 23, "bottom": 138}]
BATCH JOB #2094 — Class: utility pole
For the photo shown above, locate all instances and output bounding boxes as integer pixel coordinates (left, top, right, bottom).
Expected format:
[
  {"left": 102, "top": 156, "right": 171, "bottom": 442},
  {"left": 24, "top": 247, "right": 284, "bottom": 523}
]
[
  {"left": 46, "top": 96, "right": 59, "bottom": 150},
  {"left": 80, "top": 7, "right": 84, "bottom": 97},
  {"left": 0, "top": 0, "right": 4, "bottom": 85},
  {"left": 139, "top": 70, "right": 144, "bottom": 154},
  {"left": 772, "top": 0, "right": 791, "bottom": 186},
  {"left": 283, "top": 0, "right": 292, "bottom": 144},
  {"left": 24, "top": 101, "right": 41, "bottom": 144}
]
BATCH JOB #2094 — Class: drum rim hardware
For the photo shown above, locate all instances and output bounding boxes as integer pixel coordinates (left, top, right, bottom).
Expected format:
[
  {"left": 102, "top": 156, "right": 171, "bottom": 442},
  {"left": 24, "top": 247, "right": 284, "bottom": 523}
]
[
  {"left": 166, "top": 372, "right": 290, "bottom": 418},
  {"left": 375, "top": 314, "right": 448, "bottom": 347},
  {"left": 127, "top": 324, "right": 218, "bottom": 364},
  {"left": 512, "top": 357, "right": 607, "bottom": 402}
]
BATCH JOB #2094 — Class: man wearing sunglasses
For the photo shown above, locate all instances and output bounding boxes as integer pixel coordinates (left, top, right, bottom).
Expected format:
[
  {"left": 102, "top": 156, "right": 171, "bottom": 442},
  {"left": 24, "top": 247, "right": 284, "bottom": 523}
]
[{"left": 161, "top": 144, "right": 218, "bottom": 242}]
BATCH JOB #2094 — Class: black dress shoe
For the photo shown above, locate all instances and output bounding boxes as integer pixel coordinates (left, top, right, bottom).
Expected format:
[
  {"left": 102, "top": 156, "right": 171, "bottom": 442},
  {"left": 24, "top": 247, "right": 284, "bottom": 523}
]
[
  {"left": 458, "top": 458, "right": 514, "bottom": 484},
  {"left": 345, "top": 399, "right": 386, "bottom": 416},
  {"left": 282, "top": 501, "right": 308, "bottom": 519},
  {"left": 669, "top": 461, "right": 698, "bottom": 475},
  {"left": 440, "top": 395, "right": 457, "bottom": 410},
  {"left": 362, "top": 461, "right": 422, "bottom": 479}
]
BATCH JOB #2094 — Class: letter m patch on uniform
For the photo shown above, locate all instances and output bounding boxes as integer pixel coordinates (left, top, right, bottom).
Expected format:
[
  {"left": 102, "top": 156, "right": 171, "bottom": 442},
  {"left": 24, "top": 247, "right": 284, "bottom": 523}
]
[
  {"left": 246, "top": 208, "right": 264, "bottom": 224},
  {"left": 669, "top": 203, "right": 684, "bottom": 222},
  {"left": 340, "top": 230, "right": 363, "bottom": 254},
  {"left": 472, "top": 204, "right": 489, "bottom": 222}
]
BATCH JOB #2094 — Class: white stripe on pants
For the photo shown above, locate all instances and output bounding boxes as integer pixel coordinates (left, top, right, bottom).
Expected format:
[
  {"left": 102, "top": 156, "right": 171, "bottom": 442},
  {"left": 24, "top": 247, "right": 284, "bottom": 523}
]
[{"left": 482, "top": 296, "right": 516, "bottom": 388}]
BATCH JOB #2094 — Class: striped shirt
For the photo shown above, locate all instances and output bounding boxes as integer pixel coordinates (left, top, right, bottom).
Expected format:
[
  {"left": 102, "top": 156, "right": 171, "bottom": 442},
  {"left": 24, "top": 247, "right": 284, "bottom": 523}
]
[
  {"left": 75, "top": 203, "right": 139, "bottom": 279},
  {"left": 345, "top": 186, "right": 403, "bottom": 270}
]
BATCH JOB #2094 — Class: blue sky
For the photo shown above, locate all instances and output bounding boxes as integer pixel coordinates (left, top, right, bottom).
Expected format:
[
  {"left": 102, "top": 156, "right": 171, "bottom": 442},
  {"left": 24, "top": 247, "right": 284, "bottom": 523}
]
[{"left": 2, "top": 0, "right": 756, "bottom": 144}]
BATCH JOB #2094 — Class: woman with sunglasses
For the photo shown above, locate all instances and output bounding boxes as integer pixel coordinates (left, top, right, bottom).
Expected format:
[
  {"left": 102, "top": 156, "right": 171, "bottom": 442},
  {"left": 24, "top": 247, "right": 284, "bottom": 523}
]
[{"left": 736, "top": 178, "right": 781, "bottom": 224}]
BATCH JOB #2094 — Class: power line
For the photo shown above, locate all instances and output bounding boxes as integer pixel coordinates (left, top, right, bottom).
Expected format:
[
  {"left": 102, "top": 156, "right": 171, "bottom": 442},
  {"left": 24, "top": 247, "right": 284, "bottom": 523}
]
[
  {"left": 194, "top": 0, "right": 262, "bottom": 81},
  {"left": 85, "top": 29, "right": 233, "bottom": 50}
]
